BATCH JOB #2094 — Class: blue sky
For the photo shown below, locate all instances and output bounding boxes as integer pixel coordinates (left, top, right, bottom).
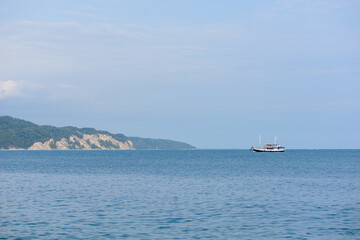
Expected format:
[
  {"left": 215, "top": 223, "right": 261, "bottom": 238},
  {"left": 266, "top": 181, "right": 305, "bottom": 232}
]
[{"left": 0, "top": 0, "right": 359, "bottom": 148}]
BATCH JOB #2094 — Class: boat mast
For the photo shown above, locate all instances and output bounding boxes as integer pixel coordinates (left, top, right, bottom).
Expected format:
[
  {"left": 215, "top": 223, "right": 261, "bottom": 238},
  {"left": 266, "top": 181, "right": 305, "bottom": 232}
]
[
  {"left": 259, "top": 135, "right": 261, "bottom": 147},
  {"left": 274, "top": 136, "right": 277, "bottom": 144}
]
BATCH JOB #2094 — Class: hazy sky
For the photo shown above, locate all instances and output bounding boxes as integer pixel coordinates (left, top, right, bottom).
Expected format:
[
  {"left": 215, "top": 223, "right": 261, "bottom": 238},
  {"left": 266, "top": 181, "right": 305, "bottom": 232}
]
[{"left": 1, "top": 0, "right": 359, "bottom": 149}]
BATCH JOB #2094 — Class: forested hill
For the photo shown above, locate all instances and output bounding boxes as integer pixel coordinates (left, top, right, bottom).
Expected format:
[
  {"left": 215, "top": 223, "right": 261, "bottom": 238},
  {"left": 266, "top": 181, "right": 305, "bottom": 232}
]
[
  {"left": 0, "top": 116, "right": 195, "bottom": 150},
  {"left": 129, "top": 137, "right": 195, "bottom": 150}
]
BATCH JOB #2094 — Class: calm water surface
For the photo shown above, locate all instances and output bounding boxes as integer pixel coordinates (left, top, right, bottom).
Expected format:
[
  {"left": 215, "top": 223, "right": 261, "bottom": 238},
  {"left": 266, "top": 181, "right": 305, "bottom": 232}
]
[{"left": 0, "top": 150, "right": 359, "bottom": 239}]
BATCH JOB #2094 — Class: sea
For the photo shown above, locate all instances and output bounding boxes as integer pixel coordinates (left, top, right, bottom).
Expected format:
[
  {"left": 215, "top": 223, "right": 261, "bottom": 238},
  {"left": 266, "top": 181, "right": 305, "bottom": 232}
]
[{"left": 0, "top": 150, "right": 359, "bottom": 239}]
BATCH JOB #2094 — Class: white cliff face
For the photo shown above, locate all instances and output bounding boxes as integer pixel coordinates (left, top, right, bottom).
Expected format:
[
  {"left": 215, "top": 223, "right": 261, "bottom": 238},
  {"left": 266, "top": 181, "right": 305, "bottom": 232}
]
[
  {"left": 28, "top": 133, "right": 134, "bottom": 150},
  {"left": 28, "top": 139, "right": 56, "bottom": 150},
  {"left": 56, "top": 138, "right": 70, "bottom": 150}
]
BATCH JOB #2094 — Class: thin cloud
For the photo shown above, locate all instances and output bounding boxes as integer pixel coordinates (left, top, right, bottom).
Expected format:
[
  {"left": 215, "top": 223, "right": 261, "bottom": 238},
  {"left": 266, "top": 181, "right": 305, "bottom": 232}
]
[
  {"left": 0, "top": 20, "right": 232, "bottom": 83},
  {"left": 58, "top": 84, "right": 78, "bottom": 89},
  {"left": 0, "top": 80, "right": 21, "bottom": 99},
  {"left": 0, "top": 80, "right": 41, "bottom": 100},
  {"left": 64, "top": 11, "right": 107, "bottom": 19},
  {"left": 254, "top": 0, "right": 360, "bottom": 20}
]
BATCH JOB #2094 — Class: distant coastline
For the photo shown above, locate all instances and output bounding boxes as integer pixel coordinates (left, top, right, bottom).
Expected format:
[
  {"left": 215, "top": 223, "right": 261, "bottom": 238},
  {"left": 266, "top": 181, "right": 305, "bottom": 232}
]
[{"left": 0, "top": 116, "right": 195, "bottom": 151}]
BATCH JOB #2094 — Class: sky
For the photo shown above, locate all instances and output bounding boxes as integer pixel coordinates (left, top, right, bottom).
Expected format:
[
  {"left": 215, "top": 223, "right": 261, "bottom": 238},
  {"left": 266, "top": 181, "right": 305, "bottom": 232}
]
[{"left": 0, "top": 0, "right": 359, "bottom": 149}]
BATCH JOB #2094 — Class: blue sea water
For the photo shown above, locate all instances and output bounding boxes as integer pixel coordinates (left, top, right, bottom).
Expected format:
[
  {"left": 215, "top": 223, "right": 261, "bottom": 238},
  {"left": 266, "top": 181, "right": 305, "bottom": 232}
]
[{"left": 0, "top": 150, "right": 359, "bottom": 239}]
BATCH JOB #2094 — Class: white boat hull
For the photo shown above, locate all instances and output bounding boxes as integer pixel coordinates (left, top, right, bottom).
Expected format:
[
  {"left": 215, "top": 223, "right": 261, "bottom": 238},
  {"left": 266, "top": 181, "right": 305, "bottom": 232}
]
[{"left": 252, "top": 147, "right": 285, "bottom": 152}]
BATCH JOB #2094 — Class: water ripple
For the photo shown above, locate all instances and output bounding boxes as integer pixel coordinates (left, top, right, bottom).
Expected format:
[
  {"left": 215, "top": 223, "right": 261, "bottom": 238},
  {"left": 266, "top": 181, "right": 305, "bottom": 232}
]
[{"left": 0, "top": 150, "right": 359, "bottom": 239}]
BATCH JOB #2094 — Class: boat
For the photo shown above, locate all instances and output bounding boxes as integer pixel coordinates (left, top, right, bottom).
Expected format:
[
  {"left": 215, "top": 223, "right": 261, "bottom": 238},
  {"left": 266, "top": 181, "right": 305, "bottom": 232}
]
[{"left": 251, "top": 136, "right": 285, "bottom": 152}]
